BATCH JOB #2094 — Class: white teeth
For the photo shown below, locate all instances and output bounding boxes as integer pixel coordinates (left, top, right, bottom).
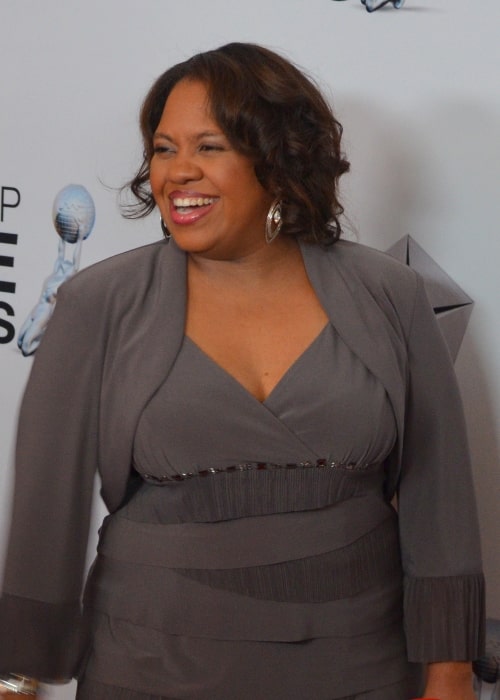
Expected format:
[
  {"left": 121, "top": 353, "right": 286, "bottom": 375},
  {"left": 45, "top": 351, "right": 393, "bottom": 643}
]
[{"left": 172, "top": 197, "right": 215, "bottom": 207}]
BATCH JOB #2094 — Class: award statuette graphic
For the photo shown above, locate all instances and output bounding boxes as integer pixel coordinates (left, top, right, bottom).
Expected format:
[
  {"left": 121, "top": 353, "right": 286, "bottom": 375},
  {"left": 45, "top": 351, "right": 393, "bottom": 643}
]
[
  {"left": 361, "top": 0, "right": 404, "bottom": 12},
  {"left": 332, "top": 0, "right": 405, "bottom": 11},
  {"left": 17, "top": 184, "right": 96, "bottom": 356}
]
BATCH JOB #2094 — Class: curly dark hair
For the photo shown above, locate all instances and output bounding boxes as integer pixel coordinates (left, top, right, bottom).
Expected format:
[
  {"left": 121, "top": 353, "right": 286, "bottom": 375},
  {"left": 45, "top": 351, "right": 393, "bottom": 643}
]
[{"left": 123, "top": 42, "right": 350, "bottom": 245}]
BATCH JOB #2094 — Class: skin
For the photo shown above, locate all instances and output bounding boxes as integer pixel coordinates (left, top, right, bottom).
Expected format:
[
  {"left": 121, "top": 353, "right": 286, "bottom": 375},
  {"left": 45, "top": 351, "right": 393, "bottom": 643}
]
[{"left": 423, "top": 661, "right": 476, "bottom": 699}]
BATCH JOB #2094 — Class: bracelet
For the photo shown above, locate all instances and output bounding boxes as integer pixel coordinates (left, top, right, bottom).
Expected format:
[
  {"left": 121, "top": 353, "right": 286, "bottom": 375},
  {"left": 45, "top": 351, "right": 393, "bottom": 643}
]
[{"left": 0, "top": 674, "right": 38, "bottom": 695}]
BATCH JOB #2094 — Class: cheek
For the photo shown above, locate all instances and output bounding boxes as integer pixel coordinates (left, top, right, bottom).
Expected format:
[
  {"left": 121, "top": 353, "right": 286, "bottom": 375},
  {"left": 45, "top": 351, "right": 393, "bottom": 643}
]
[
  {"left": 149, "top": 173, "right": 159, "bottom": 196},
  {"left": 149, "top": 161, "right": 164, "bottom": 196},
  {"left": 226, "top": 169, "right": 264, "bottom": 203}
]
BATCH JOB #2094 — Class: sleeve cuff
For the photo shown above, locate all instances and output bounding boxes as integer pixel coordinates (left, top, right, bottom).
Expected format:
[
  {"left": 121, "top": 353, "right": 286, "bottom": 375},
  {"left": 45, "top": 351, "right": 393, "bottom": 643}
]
[
  {"left": 0, "top": 593, "right": 83, "bottom": 681},
  {"left": 404, "top": 574, "right": 485, "bottom": 662}
]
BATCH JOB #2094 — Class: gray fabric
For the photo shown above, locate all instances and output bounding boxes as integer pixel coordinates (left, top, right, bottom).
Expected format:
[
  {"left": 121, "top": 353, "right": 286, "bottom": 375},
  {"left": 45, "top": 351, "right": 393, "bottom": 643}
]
[
  {"left": 76, "top": 675, "right": 415, "bottom": 700},
  {"left": 79, "top": 611, "right": 409, "bottom": 699},
  {"left": 404, "top": 573, "right": 485, "bottom": 661},
  {"left": 98, "top": 494, "right": 393, "bottom": 568},
  {"left": 342, "top": 676, "right": 415, "bottom": 700},
  {"left": 78, "top": 327, "right": 406, "bottom": 698},
  {"left": 0, "top": 238, "right": 485, "bottom": 682},
  {"left": 133, "top": 324, "right": 395, "bottom": 477}
]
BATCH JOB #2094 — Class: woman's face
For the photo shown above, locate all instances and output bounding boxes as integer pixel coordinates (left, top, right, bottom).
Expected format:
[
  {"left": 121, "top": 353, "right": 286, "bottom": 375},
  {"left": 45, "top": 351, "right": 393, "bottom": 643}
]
[{"left": 150, "top": 79, "right": 273, "bottom": 259}]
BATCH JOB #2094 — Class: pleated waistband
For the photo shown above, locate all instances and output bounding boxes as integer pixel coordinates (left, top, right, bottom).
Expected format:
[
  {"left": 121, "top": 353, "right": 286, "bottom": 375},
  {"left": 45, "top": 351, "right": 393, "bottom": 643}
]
[{"left": 120, "top": 464, "right": 384, "bottom": 524}]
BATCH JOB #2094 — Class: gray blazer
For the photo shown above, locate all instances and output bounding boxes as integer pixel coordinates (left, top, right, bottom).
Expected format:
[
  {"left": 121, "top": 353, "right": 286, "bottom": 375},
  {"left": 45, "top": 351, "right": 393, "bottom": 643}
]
[{"left": 0, "top": 238, "right": 484, "bottom": 679}]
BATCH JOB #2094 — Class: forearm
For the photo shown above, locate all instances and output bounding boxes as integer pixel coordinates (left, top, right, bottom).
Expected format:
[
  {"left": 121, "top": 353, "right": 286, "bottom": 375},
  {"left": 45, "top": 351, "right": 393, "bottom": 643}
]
[{"left": 423, "top": 661, "right": 476, "bottom": 700}]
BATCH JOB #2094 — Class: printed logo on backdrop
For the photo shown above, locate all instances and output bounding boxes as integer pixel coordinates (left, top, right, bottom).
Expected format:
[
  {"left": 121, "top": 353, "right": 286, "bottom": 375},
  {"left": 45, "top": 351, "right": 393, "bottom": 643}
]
[
  {"left": 0, "top": 184, "right": 95, "bottom": 355},
  {"left": 332, "top": 0, "right": 405, "bottom": 12},
  {"left": 0, "top": 187, "right": 21, "bottom": 345}
]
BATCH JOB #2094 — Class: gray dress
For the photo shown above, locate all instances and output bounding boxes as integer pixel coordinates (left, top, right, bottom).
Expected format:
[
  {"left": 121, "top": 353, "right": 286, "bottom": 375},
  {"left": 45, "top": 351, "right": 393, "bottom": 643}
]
[
  {"left": 0, "top": 239, "right": 485, "bottom": 689},
  {"left": 77, "top": 324, "right": 419, "bottom": 699}
]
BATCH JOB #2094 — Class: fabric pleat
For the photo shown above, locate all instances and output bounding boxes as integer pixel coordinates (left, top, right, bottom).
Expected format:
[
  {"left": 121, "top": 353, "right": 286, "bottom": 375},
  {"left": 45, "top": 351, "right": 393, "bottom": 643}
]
[
  {"left": 175, "top": 516, "right": 400, "bottom": 602},
  {"left": 404, "top": 573, "right": 485, "bottom": 661},
  {"left": 125, "top": 465, "right": 384, "bottom": 523}
]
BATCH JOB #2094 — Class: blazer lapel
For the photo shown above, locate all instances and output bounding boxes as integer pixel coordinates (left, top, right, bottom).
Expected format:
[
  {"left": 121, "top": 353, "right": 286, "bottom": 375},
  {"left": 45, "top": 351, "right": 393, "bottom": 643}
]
[
  {"left": 99, "top": 240, "right": 187, "bottom": 510},
  {"left": 300, "top": 241, "right": 406, "bottom": 465}
]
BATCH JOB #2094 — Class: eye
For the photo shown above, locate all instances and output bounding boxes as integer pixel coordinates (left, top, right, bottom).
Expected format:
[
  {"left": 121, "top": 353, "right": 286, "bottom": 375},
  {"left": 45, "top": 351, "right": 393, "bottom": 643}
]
[
  {"left": 198, "top": 143, "right": 225, "bottom": 153},
  {"left": 152, "top": 144, "right": 175, "bottom": 156}
]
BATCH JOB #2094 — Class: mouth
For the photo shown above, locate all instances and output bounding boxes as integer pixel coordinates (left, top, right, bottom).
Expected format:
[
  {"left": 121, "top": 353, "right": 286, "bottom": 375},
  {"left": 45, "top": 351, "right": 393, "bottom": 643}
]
[
  {"left": 171, "top": 196, "right": 218, "bottom": 215},
  {"left": 168, "top": 194, "right": 219, "bottom": 226}
]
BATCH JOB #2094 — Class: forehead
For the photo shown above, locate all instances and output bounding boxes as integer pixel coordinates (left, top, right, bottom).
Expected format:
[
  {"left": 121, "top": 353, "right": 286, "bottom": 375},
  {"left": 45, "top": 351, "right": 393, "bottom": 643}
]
[{"left": 157, "top": 80, "right": 216, "bottom": 131}]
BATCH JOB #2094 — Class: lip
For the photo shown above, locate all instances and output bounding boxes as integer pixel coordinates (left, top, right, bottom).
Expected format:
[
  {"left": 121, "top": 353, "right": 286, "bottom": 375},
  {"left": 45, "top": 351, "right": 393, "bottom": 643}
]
[{"left": 168, "top": 191, "right": 219, "bottom": 226}]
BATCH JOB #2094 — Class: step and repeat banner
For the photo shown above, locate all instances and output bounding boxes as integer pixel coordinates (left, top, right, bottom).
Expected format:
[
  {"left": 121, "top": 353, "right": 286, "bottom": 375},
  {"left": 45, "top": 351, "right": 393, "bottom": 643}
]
[{"left": 1, "top": 1, "right": 499, "bottom": 697}]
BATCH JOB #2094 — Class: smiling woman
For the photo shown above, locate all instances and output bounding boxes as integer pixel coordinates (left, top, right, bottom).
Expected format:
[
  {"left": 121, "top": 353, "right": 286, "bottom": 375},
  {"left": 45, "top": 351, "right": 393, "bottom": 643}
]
[
  {"left": 0, "top": 43, "right": 484, "bottom": 700},
  {"left": 148, "top": 80, "right": 274, "bottom": 259},
  {"left": 124, "top": 42, "right": 350, "bottom": 246}
]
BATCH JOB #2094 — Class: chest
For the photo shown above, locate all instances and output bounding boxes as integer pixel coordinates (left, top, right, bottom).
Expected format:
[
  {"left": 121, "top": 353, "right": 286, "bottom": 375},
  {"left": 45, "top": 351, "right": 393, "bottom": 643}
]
[{"left": 185, "top": 278, "right": 328, "bottom": 403}]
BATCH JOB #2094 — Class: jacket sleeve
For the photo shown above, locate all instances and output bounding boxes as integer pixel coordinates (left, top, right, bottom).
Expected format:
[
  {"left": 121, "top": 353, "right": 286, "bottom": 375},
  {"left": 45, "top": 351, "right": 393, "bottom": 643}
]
[
  {"left": 397, "top": 274, "right": 485, "bottom": 662},
  {"left": 0, "top": 281, "right": 102, "bottom": 681}
]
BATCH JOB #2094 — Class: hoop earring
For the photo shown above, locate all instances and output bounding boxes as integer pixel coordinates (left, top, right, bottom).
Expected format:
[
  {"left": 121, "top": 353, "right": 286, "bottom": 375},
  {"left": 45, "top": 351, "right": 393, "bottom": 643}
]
[
  {"left": 160, "top": 218, "right": 171, "bottom": 240},
  {"left": 265, "top": 200, "right": 282, "bottom": 244}
]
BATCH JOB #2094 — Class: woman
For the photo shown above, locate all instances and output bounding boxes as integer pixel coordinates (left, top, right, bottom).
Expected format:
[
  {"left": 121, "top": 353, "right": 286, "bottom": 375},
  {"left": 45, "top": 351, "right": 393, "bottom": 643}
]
[{"left": 0, "top": 43, "right": 484, "bottom": 699}]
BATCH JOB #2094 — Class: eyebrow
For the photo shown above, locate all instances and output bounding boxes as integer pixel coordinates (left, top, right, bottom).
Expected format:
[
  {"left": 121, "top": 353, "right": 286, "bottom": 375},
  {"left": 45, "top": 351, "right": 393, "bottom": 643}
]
[{"left": 153, "top": 130, "right": 224, "bottom": 142}]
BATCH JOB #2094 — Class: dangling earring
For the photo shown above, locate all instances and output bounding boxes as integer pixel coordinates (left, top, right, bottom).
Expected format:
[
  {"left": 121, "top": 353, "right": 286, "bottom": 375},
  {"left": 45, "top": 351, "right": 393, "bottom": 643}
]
[
  {"left": 265, "top": 200, "right": 282, "bottom": 244},
  {"left": 160, "top": 218, "right": 171, "bottom": 240}
]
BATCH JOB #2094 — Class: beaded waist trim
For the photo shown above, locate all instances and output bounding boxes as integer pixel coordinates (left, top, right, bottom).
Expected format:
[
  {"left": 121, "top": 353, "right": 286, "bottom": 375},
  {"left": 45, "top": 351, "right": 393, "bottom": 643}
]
[{"left": 141, "top": 458, "right": 376, "bottom": 483}]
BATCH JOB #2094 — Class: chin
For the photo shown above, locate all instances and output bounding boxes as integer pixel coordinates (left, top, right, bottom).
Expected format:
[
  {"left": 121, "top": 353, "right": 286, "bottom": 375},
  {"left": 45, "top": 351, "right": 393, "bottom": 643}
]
[{"left": 171, "top": 231, "right": 220, "bottom": 255}]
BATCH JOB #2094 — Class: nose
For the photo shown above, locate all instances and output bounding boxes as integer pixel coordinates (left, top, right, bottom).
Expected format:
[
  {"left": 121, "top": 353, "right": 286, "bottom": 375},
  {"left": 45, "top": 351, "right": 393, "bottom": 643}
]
[{"left": 167, "top": 151, "right": 203, "bottom": 184}]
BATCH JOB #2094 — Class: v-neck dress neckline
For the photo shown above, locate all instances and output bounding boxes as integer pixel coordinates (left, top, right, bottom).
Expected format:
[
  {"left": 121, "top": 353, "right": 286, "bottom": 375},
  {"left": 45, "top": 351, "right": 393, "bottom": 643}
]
[
  {"left": 184, "top": 322, "right": 330, "bottom": 405},
  {"left": 132, "top": 321, "right": 396, "bottom": 480}
]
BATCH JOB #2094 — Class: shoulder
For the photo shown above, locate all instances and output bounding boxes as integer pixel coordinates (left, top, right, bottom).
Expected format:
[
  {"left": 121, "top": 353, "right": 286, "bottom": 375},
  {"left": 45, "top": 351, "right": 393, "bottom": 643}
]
[
  {"left": 332, "top": 239, "right": 417, "bottom": 289},
  {"left": 303, "top": 239, "right": 421, "bottom": 337},
  {"left": 333, "top": 240, "right": 419, "bottom": 312},
  {"left": 306, "top": 239, "right": 419, "bottom": 300},
  {"left": 63, "top": 239, "right": 167, "bottom": 295},
  {"left": 56, "top": 239, "right": 173, "bottom": 310},
  {"left": 50, "top": 239, "right": 178, "bottom": 338}
]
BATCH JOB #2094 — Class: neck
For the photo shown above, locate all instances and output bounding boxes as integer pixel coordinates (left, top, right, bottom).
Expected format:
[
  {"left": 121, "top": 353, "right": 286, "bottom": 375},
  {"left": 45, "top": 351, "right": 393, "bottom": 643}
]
[{"left": 187, "top": 236, "right": 303, "bottom": 291}]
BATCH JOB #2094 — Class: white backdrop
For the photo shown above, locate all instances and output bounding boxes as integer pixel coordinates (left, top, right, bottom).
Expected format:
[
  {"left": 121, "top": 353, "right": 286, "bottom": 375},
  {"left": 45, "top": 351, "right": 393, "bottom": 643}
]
[{"left": 1, "top": 1, "right": 499, "bottom": 697}]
